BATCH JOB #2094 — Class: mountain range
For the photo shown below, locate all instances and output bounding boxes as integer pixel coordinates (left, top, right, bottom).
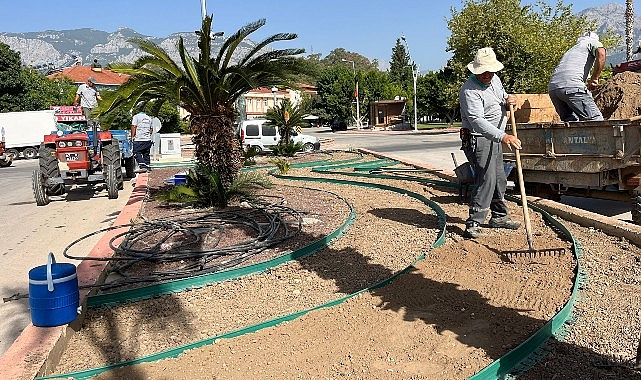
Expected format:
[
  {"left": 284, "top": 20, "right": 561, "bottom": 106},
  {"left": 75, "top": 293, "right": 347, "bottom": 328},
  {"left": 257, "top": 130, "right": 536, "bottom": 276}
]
[
  {"left": 0, "top": 27, "right": 253, "bottom": 72},
  {"left": 0, "top": 3, "right": 639, "bottom": 72}
]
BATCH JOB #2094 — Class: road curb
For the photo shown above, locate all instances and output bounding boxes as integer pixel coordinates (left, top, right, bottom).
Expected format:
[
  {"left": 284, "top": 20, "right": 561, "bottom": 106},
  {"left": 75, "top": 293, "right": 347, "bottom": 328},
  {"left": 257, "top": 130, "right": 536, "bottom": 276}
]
[{"left": 0, "top": 174, "right": 149, "bottom": 380}]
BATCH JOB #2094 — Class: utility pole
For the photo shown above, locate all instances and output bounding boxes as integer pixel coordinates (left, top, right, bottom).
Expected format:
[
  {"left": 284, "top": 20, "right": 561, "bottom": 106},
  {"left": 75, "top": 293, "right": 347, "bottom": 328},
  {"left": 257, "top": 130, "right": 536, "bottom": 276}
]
[
  {"left": 401, "top": 35, "right": 419, "bottom": 132},
  {"left": 201, "top": 0, "right": 207, "bottom": 20},
  {"left": 626, "top": 0, "right": 635, "bottom": 61},
  {"left": 341, "top": 59, "right": 360, "bottom": 129}
]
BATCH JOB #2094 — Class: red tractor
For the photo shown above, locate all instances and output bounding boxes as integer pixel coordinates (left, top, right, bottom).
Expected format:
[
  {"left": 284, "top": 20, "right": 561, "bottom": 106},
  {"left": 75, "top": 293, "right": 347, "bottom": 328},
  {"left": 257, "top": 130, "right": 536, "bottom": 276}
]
[{"left": 31, "top": 107, "right": 125, "bottom": 206}]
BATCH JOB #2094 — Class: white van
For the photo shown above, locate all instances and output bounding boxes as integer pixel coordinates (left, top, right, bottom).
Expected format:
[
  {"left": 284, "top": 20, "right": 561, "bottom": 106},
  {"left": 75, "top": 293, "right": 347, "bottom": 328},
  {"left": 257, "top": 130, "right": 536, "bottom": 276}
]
[{"left": 239, "top": 119, "right": 320, "bottom": 153}]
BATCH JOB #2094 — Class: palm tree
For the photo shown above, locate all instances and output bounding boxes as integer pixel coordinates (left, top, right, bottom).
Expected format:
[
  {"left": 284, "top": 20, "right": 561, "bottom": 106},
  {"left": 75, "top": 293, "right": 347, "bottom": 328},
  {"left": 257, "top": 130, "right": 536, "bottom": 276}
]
[
  {"left": 264, "top": 99, "right": 309, "bottom": 145},
  {"left": 102, "top": 15, "right": 308, "bottom": 187}
]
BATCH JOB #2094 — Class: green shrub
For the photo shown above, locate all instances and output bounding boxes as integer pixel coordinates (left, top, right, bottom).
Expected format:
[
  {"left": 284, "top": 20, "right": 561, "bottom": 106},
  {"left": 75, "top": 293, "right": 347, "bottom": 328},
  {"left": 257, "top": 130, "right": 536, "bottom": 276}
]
[
  {"left": 155, "top": 163, "right": 272, "bottom": 207},
  {"left": 269, "top": 157, "right": 291, "bottom": 174},
  {"left": 270, "top": 142, "right": 303, "bottom": 157}
]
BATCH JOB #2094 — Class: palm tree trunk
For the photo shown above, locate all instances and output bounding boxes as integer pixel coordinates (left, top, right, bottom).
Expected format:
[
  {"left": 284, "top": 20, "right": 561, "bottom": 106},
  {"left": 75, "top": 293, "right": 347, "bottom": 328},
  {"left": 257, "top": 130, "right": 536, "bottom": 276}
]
[{"left": 191, "top": 108, "right": 243, "bottom": 188}]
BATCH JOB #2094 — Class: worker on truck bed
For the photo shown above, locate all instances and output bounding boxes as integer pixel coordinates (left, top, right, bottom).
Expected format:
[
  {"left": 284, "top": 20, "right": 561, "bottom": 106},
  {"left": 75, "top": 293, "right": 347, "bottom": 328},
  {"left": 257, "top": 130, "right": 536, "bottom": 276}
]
[
  {"left": 548, "top": 31, "right": 605, "bottom": 122},
  {"left": 459, "top": 47, "right": 522, "bottom": 239},
  {"left": 73, "top": 77, "right": 102, "bottom": 122}
]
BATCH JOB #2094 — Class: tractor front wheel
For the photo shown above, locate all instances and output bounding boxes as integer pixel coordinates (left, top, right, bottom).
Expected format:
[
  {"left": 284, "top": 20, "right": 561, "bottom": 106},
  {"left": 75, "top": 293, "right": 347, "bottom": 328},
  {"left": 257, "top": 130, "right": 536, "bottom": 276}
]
[
  {"left": 39, "top": 145, "right": 65, "bottom": 196},
  {"left": 105, "top": 164, "right": 119, "bottom": 199},
  {"left": 32, "top": 169, "right": 50, "bottom": 206}
]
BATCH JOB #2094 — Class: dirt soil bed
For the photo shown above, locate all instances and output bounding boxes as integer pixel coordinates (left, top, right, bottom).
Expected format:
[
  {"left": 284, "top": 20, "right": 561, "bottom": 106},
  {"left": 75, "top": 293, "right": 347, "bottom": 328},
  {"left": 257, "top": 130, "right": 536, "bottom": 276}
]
[{"left": 51, "top": 151, "right": 641, "bottom": 379}]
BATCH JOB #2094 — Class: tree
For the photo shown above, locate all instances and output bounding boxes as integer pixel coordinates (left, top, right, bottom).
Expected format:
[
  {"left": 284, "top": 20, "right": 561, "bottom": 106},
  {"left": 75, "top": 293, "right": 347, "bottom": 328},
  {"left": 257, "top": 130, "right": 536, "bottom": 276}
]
[
  {"left": 264, "top": 98, "right": 308, "bottom": 145},
  {"left": 389, "top": 39, "right": 412, "bottom": 88},
  {"left": 312, "top": 65, "right": 355, "bottom": 124},
  {"left": 417, "top": 68, "right": 460, "bottom": 124},
  {"left": 321, "top": 48, "right": 378, "bottom": 70},
  {"left": 447, "top": 0, "right": 595, "bottom": 93},
  {"left": 0, "top": 42, "right": 26, "bottom": 112},
  {"left": 103, "top": 16, "right": 308, "bottom": 188}
]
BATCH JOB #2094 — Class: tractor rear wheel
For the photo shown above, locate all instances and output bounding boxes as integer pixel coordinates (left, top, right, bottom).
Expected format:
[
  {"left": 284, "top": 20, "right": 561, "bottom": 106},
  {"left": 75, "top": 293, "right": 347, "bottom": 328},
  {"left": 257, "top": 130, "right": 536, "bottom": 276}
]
[
  {"left": 102, "top": 143, "right": 124, "bottom": 188},
  {"left": 105, "top": 164, "right": 119, "bottom": 199},
  {"left": 32, "top": 169, "right": 50, "bottom": 206},
  {"left": 38, "top": 145, "right": 65, "bottom": 196}
]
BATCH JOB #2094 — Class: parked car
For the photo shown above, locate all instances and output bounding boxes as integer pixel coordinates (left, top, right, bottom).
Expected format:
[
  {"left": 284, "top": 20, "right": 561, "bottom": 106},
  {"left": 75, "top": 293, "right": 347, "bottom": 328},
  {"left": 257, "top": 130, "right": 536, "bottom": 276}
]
[
  {"left": 331, "top": 120, "right": 348, "bottom": 132},
  {"left": 239, "top": 119, "right": 320, "bottom": 153}
]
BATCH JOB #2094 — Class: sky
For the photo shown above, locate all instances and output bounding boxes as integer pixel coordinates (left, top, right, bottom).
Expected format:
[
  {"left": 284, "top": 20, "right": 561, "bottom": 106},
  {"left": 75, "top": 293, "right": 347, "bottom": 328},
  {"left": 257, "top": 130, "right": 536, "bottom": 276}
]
[{"left": 0, "top": 0, "right": 619, "bottom": 71}]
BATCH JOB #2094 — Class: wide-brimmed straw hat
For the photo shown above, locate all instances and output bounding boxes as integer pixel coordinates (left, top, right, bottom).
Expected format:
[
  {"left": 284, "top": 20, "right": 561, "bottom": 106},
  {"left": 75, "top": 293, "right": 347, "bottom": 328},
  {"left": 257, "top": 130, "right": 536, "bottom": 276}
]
[{"left": 467, "top": 47, "right": 504, "bottom": 74}]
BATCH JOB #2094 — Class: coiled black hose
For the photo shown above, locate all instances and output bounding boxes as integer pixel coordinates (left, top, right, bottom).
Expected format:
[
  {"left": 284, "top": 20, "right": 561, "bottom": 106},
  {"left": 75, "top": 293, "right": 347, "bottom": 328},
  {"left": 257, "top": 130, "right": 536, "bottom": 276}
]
[{"left": 63, "top": 195, "right": 304, "bottom": 290}]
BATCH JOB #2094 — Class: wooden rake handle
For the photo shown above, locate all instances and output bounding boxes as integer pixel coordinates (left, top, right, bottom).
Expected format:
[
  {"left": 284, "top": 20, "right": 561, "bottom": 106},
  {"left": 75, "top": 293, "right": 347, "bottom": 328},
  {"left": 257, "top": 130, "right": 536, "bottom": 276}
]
[{"left": 509, "top": 104, "right": 535, "bottom": 251}]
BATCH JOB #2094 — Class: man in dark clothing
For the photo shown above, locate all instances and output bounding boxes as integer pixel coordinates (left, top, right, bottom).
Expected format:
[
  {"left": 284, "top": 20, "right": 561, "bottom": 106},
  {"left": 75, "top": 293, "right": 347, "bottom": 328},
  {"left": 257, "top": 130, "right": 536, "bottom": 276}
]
[{"left": 131, "top": 111, "right": 154, "bottom": 172}]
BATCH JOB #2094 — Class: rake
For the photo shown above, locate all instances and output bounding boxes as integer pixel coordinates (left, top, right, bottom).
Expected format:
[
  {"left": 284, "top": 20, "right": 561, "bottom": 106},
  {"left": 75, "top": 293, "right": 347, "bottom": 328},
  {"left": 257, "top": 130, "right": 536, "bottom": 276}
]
[{"left": 504, "top": 104, "right": 566, "bottom": 258}]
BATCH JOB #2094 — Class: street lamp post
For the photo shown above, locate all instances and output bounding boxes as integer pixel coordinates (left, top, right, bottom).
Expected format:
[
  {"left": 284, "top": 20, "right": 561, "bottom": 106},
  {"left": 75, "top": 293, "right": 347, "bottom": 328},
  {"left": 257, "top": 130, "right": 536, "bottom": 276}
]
[
  {"left": 401, "top": 35, "right": 419, "bottom": 132},
  {"left": 341, "top": 59, "right": 360, "bottom": 129},
  {"left": 271, "top": 87, "right": 278, "bottom": 108}
]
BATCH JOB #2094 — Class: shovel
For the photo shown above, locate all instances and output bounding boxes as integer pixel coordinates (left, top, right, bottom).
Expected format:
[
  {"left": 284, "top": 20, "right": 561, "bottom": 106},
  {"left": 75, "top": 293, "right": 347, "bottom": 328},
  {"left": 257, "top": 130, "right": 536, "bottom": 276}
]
[{"left": 505, "top": 104, "right": 565, "bottom": 258}]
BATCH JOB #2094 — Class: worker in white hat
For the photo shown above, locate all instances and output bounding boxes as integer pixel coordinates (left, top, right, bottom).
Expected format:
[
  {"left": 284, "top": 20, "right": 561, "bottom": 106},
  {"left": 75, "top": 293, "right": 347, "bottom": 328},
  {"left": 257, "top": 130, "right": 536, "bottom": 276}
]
[
  {"left": 459, "top": 47, "right": 522, "bottom": 239},
  {"left": 548, "top": 31, "right": 605, "bottom": 121}
]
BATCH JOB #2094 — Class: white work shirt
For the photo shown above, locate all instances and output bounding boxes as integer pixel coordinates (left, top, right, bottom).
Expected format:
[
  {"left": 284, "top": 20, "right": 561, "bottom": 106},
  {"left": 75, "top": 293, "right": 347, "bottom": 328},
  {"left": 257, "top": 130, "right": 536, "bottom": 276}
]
[
  {"left": 131, "top": 112, "right": 153, "bottom": 141},
  {"left": 76, "top": 84, "right": 100, "bottom": 109}
]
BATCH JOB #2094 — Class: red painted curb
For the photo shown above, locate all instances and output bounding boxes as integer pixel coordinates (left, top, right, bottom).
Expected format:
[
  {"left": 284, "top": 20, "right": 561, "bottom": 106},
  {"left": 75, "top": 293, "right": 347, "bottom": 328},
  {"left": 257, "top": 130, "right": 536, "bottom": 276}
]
[{"left": 0, "top": 173, "right": 148, "bottom": 380}]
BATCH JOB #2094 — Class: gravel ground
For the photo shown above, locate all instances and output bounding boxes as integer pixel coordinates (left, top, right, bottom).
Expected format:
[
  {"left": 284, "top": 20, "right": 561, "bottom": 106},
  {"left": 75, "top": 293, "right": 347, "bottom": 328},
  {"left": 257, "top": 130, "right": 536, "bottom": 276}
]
[{"left": 50, "top": 151, "right": 641, "bottom": 379}]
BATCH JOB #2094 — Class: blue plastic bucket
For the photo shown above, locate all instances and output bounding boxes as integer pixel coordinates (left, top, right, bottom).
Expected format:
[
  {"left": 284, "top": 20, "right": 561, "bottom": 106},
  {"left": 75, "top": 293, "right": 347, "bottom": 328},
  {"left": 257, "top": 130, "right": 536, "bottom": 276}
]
[
  {"left": 28, "top": 253, "right": 79, "bottom": 327},
  {"left": 173, "top": 172, "right": 188, "bottom": 185}
]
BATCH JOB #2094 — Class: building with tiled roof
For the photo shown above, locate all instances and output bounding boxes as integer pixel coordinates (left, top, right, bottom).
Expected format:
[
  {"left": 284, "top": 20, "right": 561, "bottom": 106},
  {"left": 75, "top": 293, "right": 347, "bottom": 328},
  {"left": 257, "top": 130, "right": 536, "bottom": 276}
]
[
  {"left": 243, "top": 84, "right": 317, "bottom": 120},
  {"left": 47, "top": 65, "right": 130, "bottom": 89}
]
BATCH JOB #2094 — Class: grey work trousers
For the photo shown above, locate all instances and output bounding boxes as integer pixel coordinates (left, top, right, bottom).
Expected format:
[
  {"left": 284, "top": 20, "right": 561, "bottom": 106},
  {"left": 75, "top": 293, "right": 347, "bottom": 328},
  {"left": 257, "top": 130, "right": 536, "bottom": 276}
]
[
  {"left": 463, "top": 135, "right": 509, "bottom": 226},
  {"left": 548, "top": 87, "right": 604, "bottom": 122}
]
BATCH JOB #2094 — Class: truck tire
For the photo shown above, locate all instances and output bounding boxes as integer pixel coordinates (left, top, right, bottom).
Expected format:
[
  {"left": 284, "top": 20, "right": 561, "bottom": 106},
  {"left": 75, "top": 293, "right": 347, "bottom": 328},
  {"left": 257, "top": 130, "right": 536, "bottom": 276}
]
[
  {"left": 23, "top": 147, "right": 38, "bottom": 159},
  {"left": 105, "top": 164, "right": 119, "bottom": 199},
  {"left": 32, "top": 169, "right": 50, "bottom": 206},
  {"left": 6, "top": 149, "right": 19, "bottom": 159},
  {"left": 632, "top": 194, "right": 641, "bottom": 225},
  {"left": 38, "top": 145, "right": 65, "bottom": 196},
  {"left": 124, "top": 156, "right": 136, "bottom": 178},
  {"left": 102, "top": 143, "right": 124, "bottom": 189}
]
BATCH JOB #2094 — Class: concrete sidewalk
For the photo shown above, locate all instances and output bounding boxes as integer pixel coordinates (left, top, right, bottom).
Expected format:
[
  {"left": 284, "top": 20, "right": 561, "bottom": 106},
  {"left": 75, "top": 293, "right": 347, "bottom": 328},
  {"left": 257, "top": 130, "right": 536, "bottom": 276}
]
[{"left": 0, "top": 174, "right": 149, "bottom": 380}]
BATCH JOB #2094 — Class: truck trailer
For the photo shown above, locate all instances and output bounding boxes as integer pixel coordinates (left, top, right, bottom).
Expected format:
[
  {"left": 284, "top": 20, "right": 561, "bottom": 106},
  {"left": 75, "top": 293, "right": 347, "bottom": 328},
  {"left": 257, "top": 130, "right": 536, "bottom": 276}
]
[{"left": 0, "top": 110, "right": 59, "bottom": 159}]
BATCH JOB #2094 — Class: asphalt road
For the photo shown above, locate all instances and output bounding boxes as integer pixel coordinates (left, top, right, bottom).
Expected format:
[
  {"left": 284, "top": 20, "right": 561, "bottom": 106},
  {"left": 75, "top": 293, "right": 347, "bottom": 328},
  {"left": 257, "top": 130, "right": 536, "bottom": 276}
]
[{"left": 0, "top": 158, "right": 134, "bottom": 356}]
